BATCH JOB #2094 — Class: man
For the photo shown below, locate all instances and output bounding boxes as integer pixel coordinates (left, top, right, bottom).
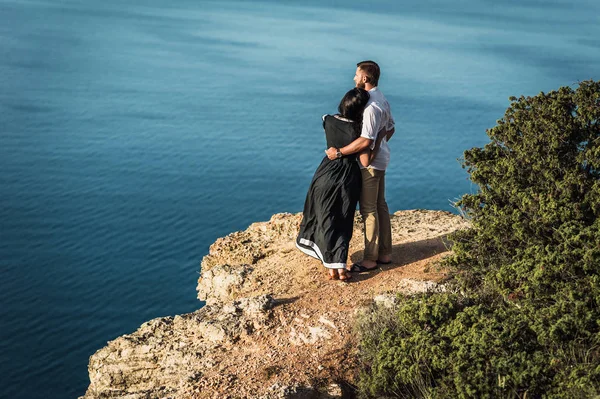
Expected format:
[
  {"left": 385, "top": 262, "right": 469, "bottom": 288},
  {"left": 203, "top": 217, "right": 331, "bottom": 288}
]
[{"left": 325, "top": 60, "right": 395, "bottom": 271}]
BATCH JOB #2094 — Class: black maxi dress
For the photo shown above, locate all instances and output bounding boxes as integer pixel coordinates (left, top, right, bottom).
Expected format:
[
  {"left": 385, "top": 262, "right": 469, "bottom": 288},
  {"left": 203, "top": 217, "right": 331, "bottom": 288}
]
[{"left": 296, "top": 114, "right": 362, "bottom": 269}]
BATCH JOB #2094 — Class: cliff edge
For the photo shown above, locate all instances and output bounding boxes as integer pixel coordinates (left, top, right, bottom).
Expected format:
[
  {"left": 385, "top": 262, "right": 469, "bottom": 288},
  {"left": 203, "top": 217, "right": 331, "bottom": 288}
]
[{"left": 80, "top": 210, "right": 469, "bottom": 399}]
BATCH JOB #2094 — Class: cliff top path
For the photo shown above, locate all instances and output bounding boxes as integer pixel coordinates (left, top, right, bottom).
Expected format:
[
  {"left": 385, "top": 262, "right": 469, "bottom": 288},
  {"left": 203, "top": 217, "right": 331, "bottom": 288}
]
[{"left": 82, "top": 210, "right": 469, "bottom": 399}]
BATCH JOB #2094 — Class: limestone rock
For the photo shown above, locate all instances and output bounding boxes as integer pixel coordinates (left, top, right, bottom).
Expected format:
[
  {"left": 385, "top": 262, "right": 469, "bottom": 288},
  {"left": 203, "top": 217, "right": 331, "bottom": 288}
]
[
  {"left": 81, "top": 210, "right": 469, "bottom": 399},
  {"left": 81, "top": 295, "right": 274, "bottom": 399},
  {"left": 197, "top": 263, "right": 254, "bottom": 305}
]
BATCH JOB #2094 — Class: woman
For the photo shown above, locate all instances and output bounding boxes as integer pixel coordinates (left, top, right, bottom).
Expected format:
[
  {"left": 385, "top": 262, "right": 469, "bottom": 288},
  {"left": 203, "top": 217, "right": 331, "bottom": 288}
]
[{"left": 296, "top": 88, "right": 370, "bottom": 281}]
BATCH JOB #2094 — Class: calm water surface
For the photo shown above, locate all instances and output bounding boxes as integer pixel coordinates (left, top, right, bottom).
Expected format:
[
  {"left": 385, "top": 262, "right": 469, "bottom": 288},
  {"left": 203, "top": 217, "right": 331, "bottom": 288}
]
[{"left": 1, "top": 0, "right": 598, "bottom": 397}]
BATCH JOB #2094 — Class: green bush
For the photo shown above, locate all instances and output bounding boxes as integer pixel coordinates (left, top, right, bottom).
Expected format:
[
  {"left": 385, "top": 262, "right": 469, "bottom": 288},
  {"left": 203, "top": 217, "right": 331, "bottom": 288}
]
[{"left": 357, "top": 80, "right": 600, "bottom": 398}]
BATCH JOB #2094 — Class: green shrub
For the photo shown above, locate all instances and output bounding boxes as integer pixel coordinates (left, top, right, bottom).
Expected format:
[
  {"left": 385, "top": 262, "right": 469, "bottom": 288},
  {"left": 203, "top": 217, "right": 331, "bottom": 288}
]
[
  {"left": 357, "top": 292, "right": 600, "bottom": 398},
  {"left": 357, "top": 81, "right": 600, "bottom": 398}
]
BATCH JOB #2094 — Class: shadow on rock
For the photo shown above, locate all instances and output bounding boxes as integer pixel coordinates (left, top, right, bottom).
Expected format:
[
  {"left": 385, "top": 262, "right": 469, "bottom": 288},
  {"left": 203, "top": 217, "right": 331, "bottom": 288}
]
[{"left": 348, "top": 234, "right": 451, "bottom": 281}]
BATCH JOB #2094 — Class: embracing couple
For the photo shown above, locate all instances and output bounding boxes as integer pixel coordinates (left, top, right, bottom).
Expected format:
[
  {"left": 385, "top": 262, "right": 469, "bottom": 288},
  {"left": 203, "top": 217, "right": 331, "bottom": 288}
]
[{"left": 296, "top": 60, "right": 395, "bottom": 281}]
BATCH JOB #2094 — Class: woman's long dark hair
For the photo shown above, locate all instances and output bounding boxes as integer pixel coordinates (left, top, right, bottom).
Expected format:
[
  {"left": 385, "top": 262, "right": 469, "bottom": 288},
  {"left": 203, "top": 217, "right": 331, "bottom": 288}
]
[{"left": 338, "top": 88, "right": 370, "bottom": 135}]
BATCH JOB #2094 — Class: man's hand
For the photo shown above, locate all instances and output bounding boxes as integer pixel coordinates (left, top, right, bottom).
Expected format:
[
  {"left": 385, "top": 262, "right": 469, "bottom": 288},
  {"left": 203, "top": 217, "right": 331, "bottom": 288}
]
[
  {"left": 325, "top": 137, "right": 373, "bottom": 161},
  {"left": 325, "top": 147, "right": 338, "bottom": 160},
  {"left": 385, "top": 127, "right": 395, "bottom": 141}
]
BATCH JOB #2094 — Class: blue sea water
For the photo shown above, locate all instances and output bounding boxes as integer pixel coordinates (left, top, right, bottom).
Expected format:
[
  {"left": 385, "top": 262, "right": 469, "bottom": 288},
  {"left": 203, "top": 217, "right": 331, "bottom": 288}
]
[{"left": 0, "top": 0, "right": 598, "bottom": 397}]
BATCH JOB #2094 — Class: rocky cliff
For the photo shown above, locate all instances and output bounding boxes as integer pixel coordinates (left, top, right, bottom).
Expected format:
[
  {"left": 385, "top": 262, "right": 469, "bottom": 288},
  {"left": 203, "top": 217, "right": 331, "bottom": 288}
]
[{"left": 80, "top": 210, "right": 469, "bottom": 399}]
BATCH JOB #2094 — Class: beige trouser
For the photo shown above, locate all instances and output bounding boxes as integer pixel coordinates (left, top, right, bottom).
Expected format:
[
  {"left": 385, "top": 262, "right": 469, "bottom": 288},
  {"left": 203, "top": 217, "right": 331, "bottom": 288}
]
[{"left": 359, "top": 168, "right": 392, "bottom": 261}]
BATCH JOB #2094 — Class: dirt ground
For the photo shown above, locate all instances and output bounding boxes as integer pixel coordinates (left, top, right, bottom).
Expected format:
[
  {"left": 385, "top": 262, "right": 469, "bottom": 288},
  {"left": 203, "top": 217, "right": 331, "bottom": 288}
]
[{"left": 190, "top": 210, "right": 469, "bottom": 398}]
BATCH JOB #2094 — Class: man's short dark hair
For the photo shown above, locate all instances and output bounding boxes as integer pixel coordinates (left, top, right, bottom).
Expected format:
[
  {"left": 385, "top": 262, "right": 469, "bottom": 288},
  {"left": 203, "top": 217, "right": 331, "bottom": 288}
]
[{"left": 357, "top": 60, "right": 380, "bottom": 87}]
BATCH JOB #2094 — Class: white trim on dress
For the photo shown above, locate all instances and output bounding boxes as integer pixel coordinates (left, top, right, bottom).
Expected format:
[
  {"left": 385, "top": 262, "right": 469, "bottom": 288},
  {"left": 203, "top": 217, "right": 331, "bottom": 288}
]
[{"left": 296, "top": 239, "right": 346, "bottom": 269}]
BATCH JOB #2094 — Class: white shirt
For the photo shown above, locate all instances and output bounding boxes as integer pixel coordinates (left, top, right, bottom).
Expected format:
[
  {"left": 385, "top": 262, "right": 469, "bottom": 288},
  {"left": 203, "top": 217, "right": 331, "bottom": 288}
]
[{"left": 360, "top": 87, "right": 395, "bottom": 171}]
